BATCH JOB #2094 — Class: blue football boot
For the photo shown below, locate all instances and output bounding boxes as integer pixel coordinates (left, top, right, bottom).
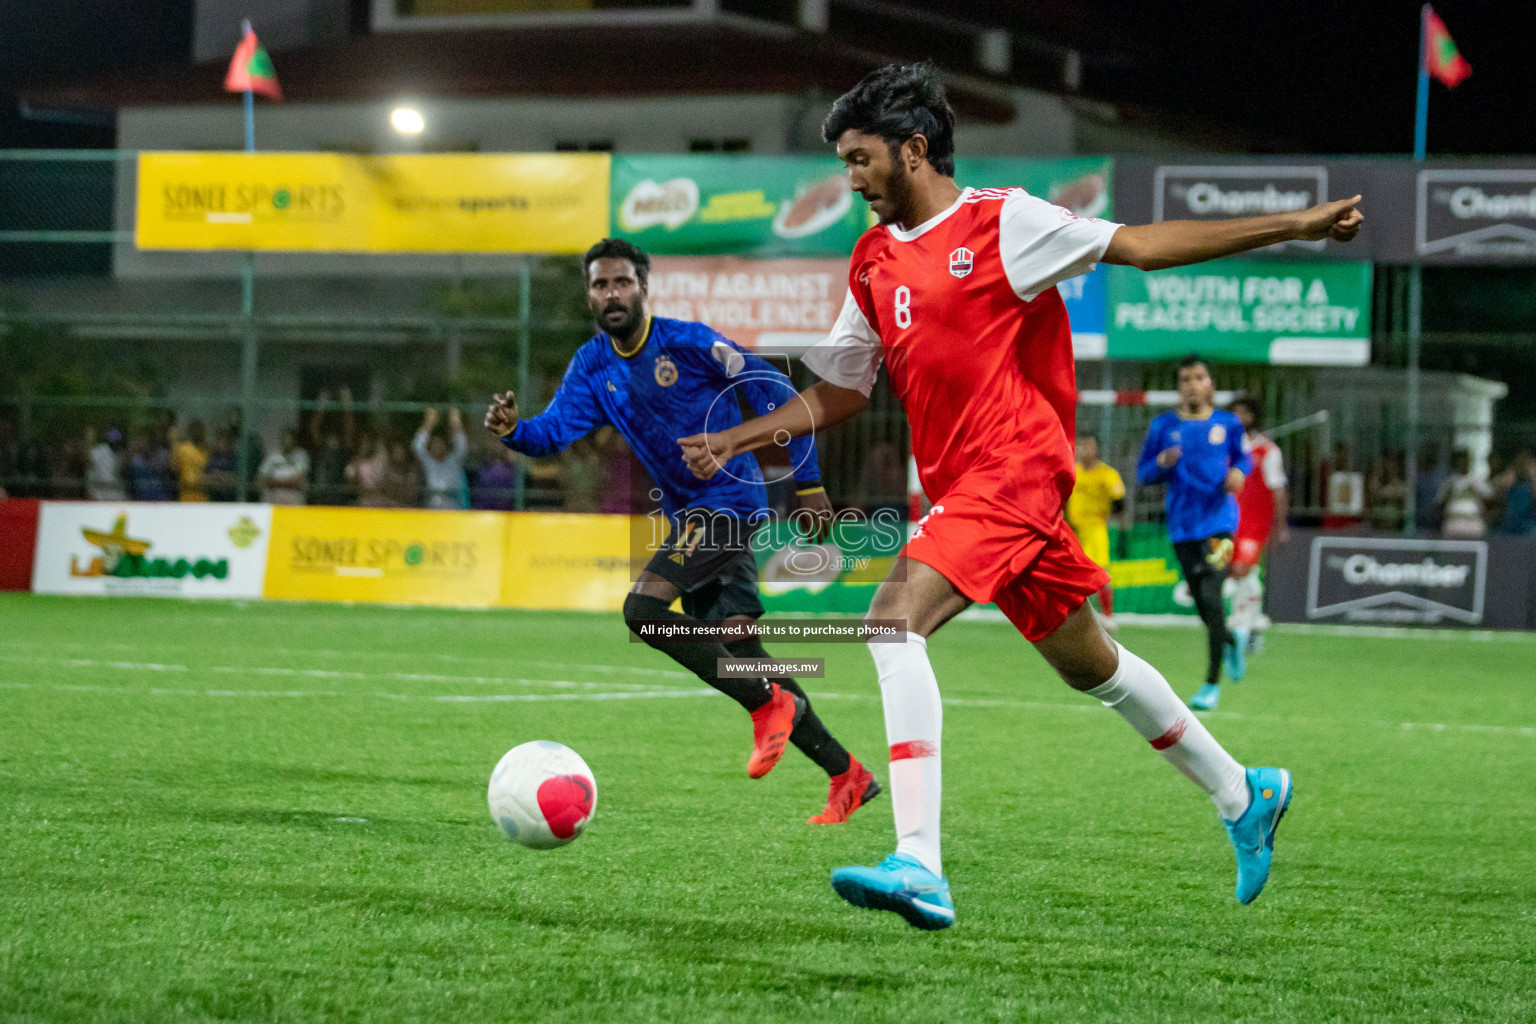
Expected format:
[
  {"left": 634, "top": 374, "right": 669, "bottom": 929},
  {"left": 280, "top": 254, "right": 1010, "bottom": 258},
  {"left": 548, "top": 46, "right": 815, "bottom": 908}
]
[
  {"left": 831, "top": 853, "right": 955, "bottom": 930},
  {"left": 1225, "top": 629, "right": 1249, "bottom": 682},
  {"left": 1188, "top": 683, "right": 1221, "bottom": 711},
  {"left": 1223, "top": 766, "right": 1293, "bottom": 905}
]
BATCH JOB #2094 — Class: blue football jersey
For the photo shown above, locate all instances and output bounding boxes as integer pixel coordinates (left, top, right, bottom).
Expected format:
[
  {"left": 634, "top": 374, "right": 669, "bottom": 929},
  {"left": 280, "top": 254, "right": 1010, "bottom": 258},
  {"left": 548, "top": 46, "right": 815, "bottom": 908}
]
[
  {"left": 503, "top": 316, "right": 819, "bottom": 521},
  {"left": 1137, "top": 408, "right": 1251, "bottom": 543}
]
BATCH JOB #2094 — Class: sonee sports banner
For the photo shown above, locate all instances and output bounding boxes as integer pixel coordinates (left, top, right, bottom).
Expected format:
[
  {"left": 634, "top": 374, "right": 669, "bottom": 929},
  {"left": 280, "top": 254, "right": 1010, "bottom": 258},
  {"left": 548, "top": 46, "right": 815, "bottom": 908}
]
[{"left": 136, "top": 152, "right": 610, "bottom": 254}]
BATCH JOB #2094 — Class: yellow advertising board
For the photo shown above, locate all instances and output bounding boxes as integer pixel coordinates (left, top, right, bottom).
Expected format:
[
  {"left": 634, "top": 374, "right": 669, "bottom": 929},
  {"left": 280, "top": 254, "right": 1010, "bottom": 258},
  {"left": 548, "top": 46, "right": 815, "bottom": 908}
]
[
  {"left": 136, "top": 152, "right": 610, "bottom": 254},
  {"left": 500, "top": 513, "right": 639, "bottom": 612},
  {"left": 264, "top": 507, "right": 509, "bottom": 607}
]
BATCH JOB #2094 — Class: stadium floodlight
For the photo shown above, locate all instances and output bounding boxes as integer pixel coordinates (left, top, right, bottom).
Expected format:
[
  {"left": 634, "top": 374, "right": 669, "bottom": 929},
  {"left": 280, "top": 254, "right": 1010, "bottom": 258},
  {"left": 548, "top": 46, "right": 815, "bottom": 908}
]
[{"left": 390, "top": 106, "right": 425, "bottom": 135}]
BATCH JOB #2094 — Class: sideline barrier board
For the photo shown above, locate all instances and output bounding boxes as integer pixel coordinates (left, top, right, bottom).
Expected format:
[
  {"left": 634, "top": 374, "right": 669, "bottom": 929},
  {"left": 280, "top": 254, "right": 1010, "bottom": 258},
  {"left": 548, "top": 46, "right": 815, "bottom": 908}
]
[
  {"left": 1266, "top": 529, "right": 1536, "bottom": 629},
  {"left": 0, "top": 498, "right": 41, "bottom": 591},
  {"left": 136, "top": 152, "right": 610, "bottom": 254},
  {"left": 501, "top": 513, "right": 638, "bottom": 613},
  {"left": 31, "top": 502, "right": 272, "bottom": 599},
  {"left": 263, "top": 507, "right": 508, "bottom": 607}
]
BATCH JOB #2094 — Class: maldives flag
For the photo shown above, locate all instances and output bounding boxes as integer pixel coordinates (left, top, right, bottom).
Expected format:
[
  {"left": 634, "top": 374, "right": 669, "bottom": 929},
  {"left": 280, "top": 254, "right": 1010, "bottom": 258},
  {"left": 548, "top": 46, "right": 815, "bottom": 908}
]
[
  {"left": 224, "top": 28, "right": 282, "bottom": 100},
  {"left": 1424, "top": 6, "right": 1471, "bottom": 89}
]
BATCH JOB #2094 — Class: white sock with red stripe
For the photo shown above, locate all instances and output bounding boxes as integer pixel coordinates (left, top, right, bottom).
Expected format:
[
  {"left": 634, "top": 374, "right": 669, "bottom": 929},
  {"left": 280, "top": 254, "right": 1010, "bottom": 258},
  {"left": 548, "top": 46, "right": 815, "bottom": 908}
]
[
  {"left": 868, "top": 632, "right": 943, "bottom": 876},
  {"left": 1087, "top": 642, "right": 1250, "bottom": 820}
]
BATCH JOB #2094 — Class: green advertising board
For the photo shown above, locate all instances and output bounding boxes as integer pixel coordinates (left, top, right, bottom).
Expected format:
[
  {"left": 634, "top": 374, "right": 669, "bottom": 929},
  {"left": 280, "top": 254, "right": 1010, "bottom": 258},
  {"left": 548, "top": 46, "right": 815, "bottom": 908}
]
[
  {"left": 1106, "top": 260, "right": 1372, "bottom": 365},
  {"left": 754, "top": 520, "right": 1196, "bottom": 618},
  {"left": 953, "top": 157, "right": 1115, "bottom": 218},
  {"left": 610, "top": 155, "right": 867, "bottom": 257}
]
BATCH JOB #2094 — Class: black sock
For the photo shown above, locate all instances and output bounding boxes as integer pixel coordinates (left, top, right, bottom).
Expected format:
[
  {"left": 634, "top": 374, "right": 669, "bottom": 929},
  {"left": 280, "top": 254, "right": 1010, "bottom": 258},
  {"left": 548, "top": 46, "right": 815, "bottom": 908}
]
[
  {"left": 1192, "top": 572, "right": 1230, "bottom": 686},
  {"left": 724, "top": 637, "right": 852, "bottom": 778},
  {"left": 622, "top": 593, "right": 772, "bottom": 711}
]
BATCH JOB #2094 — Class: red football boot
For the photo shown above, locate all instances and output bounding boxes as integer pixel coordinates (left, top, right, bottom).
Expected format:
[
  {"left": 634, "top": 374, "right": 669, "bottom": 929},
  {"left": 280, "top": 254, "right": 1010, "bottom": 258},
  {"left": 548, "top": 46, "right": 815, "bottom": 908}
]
[
  {"left": 747, "top": 683, "right": 804, "bottom": 779},
  {"left": 807, "top": 757, "right": 882, "bottom": 824}
]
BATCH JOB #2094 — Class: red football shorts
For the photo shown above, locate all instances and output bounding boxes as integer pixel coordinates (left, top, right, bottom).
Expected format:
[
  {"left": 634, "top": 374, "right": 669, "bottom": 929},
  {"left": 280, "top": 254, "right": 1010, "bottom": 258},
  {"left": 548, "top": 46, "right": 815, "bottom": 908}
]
[
  {"left": 902, "top": 489, "right": 1109, "bottom": 643},
  {"left": 1232, "top": 529, "right": 1271, "bottom": 572}
]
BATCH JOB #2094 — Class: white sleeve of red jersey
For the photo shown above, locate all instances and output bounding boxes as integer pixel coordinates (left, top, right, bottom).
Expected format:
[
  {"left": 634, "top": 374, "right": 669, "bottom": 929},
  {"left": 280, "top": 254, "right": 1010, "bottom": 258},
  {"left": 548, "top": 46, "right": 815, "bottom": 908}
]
[
  {"left": 1260, "top": 442, "right": 1288, "bottom": 490},
  {"left": 801, "top": 290, "right": 883, "bottom": 397},
  {"left": 998, "top": 190, "right": 1123, "bottom": 301}
]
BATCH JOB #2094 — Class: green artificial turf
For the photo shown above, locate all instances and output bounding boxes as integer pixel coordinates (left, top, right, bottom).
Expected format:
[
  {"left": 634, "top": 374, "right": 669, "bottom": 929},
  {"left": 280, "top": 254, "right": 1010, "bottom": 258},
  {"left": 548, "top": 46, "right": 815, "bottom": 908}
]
[{"left": 2, "top": 594, "right": 1533, "bottom": 1023}]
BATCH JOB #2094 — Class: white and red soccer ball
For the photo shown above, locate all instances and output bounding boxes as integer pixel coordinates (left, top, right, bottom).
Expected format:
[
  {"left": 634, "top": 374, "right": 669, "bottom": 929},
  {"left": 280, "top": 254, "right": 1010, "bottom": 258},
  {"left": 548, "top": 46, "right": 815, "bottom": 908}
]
[{"left": 487, "top": 741, "right": 596, "bottom": 849}]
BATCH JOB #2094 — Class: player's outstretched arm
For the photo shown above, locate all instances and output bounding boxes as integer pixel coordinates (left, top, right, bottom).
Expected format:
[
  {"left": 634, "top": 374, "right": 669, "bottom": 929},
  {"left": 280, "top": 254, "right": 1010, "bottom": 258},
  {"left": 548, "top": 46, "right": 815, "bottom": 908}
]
[
  {"left": 1104, "top": 195, "right": 1364, "bottom": 272},
  {"left": 678, "top": 380, "right": 867, "bottom": 481}
]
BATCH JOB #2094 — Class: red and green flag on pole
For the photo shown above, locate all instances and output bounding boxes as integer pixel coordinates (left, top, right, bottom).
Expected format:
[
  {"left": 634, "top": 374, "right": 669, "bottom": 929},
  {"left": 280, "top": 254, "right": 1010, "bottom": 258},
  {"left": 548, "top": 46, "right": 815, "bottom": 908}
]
[
  {"left": 224, "top": 25, "right": 282, "bottom": 101},
  {"left": 1414, "top": 4, "right": 1470, "bottom": 160},
  {"left": 1423, "top": 6, "right": 1471, "bottom": 88}
]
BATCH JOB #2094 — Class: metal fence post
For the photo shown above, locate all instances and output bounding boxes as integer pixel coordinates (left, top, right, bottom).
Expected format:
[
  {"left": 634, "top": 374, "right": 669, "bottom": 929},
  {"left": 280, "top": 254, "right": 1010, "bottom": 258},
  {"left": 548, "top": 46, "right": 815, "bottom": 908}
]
[
  {"left": 514, "top": 256, "right": 532, "bottom": 511},
  {"left": 236, "top": 253, "right": 258, "bottom": 502}
]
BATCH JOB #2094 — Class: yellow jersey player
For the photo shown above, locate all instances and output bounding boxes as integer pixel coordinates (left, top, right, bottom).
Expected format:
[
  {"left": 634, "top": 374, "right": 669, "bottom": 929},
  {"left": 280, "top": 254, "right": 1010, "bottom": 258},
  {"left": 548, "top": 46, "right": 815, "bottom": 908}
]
[{"left": 1066, "top": 433, "right": 1125, "bottom": 630}]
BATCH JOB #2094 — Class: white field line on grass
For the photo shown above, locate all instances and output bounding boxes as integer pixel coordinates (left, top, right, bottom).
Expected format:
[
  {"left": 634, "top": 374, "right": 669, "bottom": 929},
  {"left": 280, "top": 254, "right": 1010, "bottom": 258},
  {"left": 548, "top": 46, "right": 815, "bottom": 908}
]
[
  {"left": 3, "top": 654, "right": 1533, "bottom": 740},
  {"left": 956, "top": 610, "right": 1536, "bottom": 644},
  {"left": 0, "top": 680, "right": 724, "bottom": 703},
  {"left": 0, "top": 654, "right": 666, "bottom": 692},
  {"left": 0, "top": 641, "right": 696, "bottom": 679}
]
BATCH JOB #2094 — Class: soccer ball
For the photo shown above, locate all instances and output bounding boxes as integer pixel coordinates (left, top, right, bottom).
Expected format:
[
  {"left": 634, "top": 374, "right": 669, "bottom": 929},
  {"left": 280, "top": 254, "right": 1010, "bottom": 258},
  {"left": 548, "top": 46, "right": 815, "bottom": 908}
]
[{"left": 487, "top": 741, "right": 597, "bottom": 849}]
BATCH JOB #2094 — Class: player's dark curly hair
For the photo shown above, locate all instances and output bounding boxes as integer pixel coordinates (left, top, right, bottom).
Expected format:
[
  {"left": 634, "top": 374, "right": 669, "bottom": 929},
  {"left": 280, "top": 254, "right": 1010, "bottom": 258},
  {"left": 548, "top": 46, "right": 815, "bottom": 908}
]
[
  {"left": 582, "top": 237, "right": 650, "bottom": 287},
  {"left": 1175, "top": 353, "right": 1210, "bottom": 381},
  {"left": 822, "top": 62, "right": 957, "bottom": 177},
  {"left": 1228, "top": 396, "right": 1262, "bottom": 428}
]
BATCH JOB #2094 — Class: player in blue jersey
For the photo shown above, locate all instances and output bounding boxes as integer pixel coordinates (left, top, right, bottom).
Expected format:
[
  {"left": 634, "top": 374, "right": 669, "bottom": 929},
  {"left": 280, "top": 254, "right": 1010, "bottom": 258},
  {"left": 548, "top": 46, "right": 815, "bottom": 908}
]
[
  {"left": 1137, "top": 355, "right": 1253, "bottom": 711},
  {"left": 483, "top": 239, "right": 880, "bottom": 824}
]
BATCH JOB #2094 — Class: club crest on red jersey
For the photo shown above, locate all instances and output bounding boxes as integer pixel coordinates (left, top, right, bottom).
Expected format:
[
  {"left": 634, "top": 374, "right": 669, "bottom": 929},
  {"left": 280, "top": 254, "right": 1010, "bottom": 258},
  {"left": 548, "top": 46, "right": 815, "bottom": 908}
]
[{"left": 948, "top": 247, "right": 974, "bottom": 279}]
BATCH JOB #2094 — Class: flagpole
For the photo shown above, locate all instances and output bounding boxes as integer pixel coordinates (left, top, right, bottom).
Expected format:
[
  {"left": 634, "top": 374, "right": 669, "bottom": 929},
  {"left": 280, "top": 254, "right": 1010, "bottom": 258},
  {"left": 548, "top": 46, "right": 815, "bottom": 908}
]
[
  {"left": 237, "top": 17, "right": 257, "bottom": 501},
  {"left": 1404, "top": 3, "right": 1430, "bottom": 535},
  {"left": 241, "top": 19, "right": 256, "bottom": 154},
  {"left": 1414, "top": 3, "right": 1431, "bottom": 161}
]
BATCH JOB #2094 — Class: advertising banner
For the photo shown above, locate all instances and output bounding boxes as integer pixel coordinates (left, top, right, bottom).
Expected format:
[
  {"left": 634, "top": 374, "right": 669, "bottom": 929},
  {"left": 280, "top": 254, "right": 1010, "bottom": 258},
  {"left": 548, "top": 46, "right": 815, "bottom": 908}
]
[
  {"left": 648, "top": 256, "right": 847, "bottom": 352},
  {"left": 953, "top": 157, "right": 1114, "bottom": 219},
  {"left": 31, "top": 502, "right": 272, "bottom": 599},
  {"left": 500, "top": 513, "right": 637, "bottom": 612},
  {"left": 0, "top": 498, "right": 40, "bottom": 591},
  {"left": 610, "top": 156, "right": 865, "bottom": 257},
  {"left": 1114, "top": 157, "right": 1378, "bottom": 261},
  {"left": 1106, "top": 260, "right": 1372, "bottom": 365},
  {"left": 1304, "top": 536, "right": 1487, "bottom": 625},
  {"left": 136, "top": 152, "right": 610, "bottom": 253},
  {"left": 1412, "top": 167, "right": 1536, "bottom": 261},
  {"left": 263, "top": 507, "right": 507, "bottom": 607},
  {"left": 1267, "top": 530, "right": 1536, "bottom": 629}
]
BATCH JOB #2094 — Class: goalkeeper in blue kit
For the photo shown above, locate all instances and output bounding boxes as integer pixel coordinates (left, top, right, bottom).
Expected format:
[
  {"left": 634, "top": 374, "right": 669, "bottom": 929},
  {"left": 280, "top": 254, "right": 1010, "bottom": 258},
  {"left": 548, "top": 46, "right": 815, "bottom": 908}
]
[
  {"left": 483, "top": 238, "right": 880, "bottom": 824},
  {"left": 1138, "top": 355, "right": 1252, "bottom": 711}
]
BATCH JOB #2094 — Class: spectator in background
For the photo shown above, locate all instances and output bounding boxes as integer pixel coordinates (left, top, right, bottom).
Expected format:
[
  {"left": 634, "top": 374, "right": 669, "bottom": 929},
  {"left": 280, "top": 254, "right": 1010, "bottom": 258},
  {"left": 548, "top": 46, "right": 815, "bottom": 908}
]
[
  {"left": 1368, "top": 450, "right": 1408, "bottom": 532},
  {"left": 307, "top": 387, "right": 356, "bottom": 506},
  {"left": 170, "top": 420, "right": 209, "bottom": 502},
  {"left": 347, "top": 432, "right": 391, "bottom": 507},
  {"left": 259, "top": 429, "right": 310, "bottom": 505},
  {"left": 1438, "top": 450, "right": 1491, "bottom": 539},
  {"left": 49, "top": 431, "right": 87, "bottom": 498},
  {"left": 596, "top": 427, "right": 649, "bottom": 514},
  {"left": 384, "top": 437, "right": 420, "bottom": 508},
  {"left": 1415, "top": 445, "right": 1447, "bottom": 534},
  {"left": 86, "top": 427, "right": 127, "bottom": 501},
  {"left": 1493, "top": 448, "right": 1536, "bottom": 536},
  {"left": 473, "top": 446, "right": 519, "bottom": 511},
  {"left": 560, "top": 435, "right": 601, "bottom": 513},
  {"left": 854, "top": 441, "right": 909, "bottom": 518},
  {"left": 205, "top": 427, "right": 239, "bottom": 502},
  {"left": 413, "top": 407, "right": 468, "bottom": 509},
  {"left": 127, "top": 428, "right": 174, "bottom": 501}
]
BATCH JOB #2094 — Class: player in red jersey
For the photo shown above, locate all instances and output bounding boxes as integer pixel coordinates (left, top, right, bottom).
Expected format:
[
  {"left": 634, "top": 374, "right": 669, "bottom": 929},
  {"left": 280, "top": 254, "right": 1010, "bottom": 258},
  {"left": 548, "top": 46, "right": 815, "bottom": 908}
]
[
  {"left": 679, "top": 63, "right": 1362, "bottom": 929},
  {"left": 1226, "top": 397, "right": 1292, "bottom": 673}
]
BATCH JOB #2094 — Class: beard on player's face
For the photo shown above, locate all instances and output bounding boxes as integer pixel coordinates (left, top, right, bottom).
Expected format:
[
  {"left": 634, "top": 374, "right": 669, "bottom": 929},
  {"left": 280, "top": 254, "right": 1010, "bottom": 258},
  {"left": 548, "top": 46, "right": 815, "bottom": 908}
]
[
  {"left": 873, "top": 152, "right": 915, "bottom": 226},
  {"left": 590, "top": 291, "right": 645, "bottom": 339}
]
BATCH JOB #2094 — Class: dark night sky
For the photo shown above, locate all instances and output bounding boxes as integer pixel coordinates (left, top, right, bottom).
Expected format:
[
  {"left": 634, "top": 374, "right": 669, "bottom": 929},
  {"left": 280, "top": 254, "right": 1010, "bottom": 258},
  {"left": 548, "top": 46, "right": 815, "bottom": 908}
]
[{"left": 0, "top": 0, "right": 1530, "bottom": 155}]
